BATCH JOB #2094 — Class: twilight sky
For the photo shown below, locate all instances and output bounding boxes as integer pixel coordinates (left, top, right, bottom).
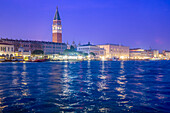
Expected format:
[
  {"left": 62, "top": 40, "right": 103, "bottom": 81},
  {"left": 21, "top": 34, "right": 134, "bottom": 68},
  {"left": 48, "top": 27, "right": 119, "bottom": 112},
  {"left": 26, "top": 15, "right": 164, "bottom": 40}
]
[{"left": 0, "top": 0, "right": 170, "bottom": 50}]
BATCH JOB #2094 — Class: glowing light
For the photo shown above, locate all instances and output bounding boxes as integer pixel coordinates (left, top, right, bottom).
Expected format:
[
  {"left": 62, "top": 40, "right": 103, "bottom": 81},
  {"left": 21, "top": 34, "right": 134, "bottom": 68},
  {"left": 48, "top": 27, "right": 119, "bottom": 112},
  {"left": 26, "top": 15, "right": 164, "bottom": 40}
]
[
  {"left": 78, "top": 56, "right": 83, "bottom": 59},
  {"left": 100, "top": 56, "right": 105, "bottom": 61},
  {"left": 120, "top": 56, "right": 125, "bottom": 59},
  {"left": 63, "top": 55, "right": 68, "bottom": 59}
]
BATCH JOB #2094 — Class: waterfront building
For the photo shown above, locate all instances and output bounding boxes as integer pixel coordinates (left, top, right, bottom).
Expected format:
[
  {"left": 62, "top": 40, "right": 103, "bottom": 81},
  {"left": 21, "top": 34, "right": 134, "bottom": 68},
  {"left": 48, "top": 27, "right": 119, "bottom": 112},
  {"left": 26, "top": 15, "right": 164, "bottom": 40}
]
[
  {"left": 15, "top": 47, "right": 31, "bottom": 61},
  {"left": 0, "top": 43, "right": 14, "bottom": 58},
  {"left": 52, "top": 7, "right": 62, "bottom": 43},
  {"left": 163, "top": 50, "right": 170, "bottom": 60},
  {"left": 0, "top": 38, "right": 67, "bottom": 55},
  {"left": 42, "top": 41, "right": 66, "bottom": 55},
  {"left": 97, "top": 44, "right": 129, "bottom": 59},
  {"left": 77, "top": 42, "right": 105, "bottom": 58},
  {"left": 158, "top": 53, "right": 166, "bottom": 60},
  {"left": 130, "top": 48, "right": 147, "bottom": 60},
  {"left": 130, "top": 48, "right": 159, "bottom": 60},
  {"left": 153, "top": 50, "right": 159, "bottom": 58}
]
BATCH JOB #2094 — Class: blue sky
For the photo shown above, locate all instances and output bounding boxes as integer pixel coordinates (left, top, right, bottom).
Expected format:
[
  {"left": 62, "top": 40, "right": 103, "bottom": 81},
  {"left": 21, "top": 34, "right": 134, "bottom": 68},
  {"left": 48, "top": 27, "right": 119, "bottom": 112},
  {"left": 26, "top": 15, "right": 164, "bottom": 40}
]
[{"left": 0, "top": 0, "right": 170, "bottom": 50}]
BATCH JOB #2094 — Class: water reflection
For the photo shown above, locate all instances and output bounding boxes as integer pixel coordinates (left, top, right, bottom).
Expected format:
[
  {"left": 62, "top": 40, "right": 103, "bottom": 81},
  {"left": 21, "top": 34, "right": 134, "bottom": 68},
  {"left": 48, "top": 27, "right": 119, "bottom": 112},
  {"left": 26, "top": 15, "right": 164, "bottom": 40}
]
[
  {"left": 62, "top": 61, "right": 71, "bottom": 96},
  {"left": 98, "top": 61, "right": 108, "bottom": 91},
  {"left": 116, "top": 61, "right": 133, "bottom": 110},
  {"left": 21, "top": 64, "right": 30, "bottom": 97},
  {"left": 0, "top": 61, "right": 170, "bottom": 112}
]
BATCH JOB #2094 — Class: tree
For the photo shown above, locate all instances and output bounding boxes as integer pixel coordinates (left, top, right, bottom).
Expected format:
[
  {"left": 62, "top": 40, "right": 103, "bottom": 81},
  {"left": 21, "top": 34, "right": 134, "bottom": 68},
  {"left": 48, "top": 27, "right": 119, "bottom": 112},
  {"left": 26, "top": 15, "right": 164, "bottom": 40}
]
[
  {"left": 83, "top": 53, "right": 88, "bottom": 56},
  {"left": 90, "top": 52, "right": 96, "bottom": 56}
]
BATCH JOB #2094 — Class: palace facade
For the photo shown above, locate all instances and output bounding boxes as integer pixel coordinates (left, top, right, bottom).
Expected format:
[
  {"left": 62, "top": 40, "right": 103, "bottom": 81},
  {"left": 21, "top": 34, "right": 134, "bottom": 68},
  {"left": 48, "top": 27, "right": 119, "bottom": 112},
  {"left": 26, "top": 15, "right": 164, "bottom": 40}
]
[
  {"left": 0, "top": 38, "right": 66, "bottom": 55},
  {"left": 97, "top": 44, "right": 129, "bottom": 59},
  {"left": 0, "top": 43, "right": 14, "bottom": 57},
  {"left": 77, "top": 42, "right": 105, "bottom": 57}
]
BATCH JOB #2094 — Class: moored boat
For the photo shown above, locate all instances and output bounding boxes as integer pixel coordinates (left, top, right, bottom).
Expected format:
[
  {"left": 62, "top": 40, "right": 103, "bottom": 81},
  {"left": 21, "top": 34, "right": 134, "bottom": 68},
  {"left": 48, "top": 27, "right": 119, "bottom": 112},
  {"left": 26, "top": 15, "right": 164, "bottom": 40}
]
[
  {"left": 0, "top": 56, "right": 5, "bottom": 62},
  {"left": 11, "top": 56, "right": 24, "bottom": 62},
  {"left": 32, "top": 59, "right": 46, "bottom": 62}
]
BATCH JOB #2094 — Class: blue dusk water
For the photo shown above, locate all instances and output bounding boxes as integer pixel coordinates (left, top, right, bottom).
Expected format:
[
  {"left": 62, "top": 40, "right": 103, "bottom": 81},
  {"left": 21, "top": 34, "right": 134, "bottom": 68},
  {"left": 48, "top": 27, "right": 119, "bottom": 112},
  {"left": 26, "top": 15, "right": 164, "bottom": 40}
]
[{"left": 0, "top": 61, "right": 170, "bottom": 113}]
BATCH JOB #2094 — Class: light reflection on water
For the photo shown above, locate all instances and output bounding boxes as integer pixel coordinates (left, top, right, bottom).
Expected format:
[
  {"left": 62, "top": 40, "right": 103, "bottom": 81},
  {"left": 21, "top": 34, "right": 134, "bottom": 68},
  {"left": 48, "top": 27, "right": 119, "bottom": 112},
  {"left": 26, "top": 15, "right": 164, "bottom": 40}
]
[{"left": 0, "top": 61, "right": 170, "bottom": 112}]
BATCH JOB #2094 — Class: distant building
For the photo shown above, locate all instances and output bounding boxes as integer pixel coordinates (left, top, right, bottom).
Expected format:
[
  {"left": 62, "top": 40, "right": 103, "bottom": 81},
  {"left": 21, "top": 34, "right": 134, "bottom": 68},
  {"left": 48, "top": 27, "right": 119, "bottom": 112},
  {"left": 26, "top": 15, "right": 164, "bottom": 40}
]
[
  {"left": 153, "top": 50, "right": 159, "bottom": 58},
  {"left": 66, "top": 41, "right": 70, "bottom": 49},
  {"left": 130, "top": 48, "right": 147, "bottom": 59},
  {"left": 0, "top": 38, "right": 67, "bottom": 55},
  {"left": 66, "top": 41, "right": 77, "bottom": 50},
  {"left": 52, "top": 7, "right": 62, "bottom": 43},
  {"left": 130, "top": 48, "right": 159, "bottom": 60},
  {"left": 163, "top": 50, "right": 170, "bottom": 60},
  {"left": 71, "top": 41, "right": 77, "bottom": 49},
  {"left": 97, "top": 44, "right": 129, "bottom": 59},
  {"left": 0, "top": 43, "right": 14, "bottom": 58},
  {"left": 77, "top": 42, "right": 105, "bottom": 57}
]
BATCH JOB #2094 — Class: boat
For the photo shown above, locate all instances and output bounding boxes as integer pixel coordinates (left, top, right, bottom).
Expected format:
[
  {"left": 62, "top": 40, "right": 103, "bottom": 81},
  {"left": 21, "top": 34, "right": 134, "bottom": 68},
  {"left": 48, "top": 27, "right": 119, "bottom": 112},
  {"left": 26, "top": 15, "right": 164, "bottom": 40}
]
[
  {"left": 11, "top": 56, "right": 24, "bottom": 62},
  {"left": 0, "top": 56, "right": 5, "bottom": 62},
  {"left": 32, "top": 59, "right": 46, "bottom": 62}
]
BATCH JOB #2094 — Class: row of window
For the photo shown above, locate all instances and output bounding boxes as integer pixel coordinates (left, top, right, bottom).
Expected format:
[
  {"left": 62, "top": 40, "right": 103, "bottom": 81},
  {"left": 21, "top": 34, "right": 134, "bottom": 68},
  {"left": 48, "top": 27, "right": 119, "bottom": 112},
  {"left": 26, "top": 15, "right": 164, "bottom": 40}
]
[
  {"left": 53, "top": 27, "right": 62, "bottom": 30},
  {"left": 78, "top": 47, "right": 103, "bottom": 51},
  {"left": 45, "top": 49, "right": 62, "bottom": 52},
  {"left": 111, "top": 49, "right": 128, "bottom": 53},
  {"left": 0, "top": 47, "right": 13, "bottom": 52},
  {"left": 23, "top": 45, "right": 41, "bottom": 48},
  {"left": 43, "top": 46, "right": 66, "bottom": 49}
]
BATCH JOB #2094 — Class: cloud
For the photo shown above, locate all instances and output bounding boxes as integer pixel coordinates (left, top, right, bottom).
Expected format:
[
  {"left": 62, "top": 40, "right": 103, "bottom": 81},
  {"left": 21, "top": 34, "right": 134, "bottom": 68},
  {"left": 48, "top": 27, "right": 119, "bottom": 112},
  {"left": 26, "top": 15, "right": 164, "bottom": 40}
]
[{"left": 155, "top": 38, "right": 163, "bottom": 45}]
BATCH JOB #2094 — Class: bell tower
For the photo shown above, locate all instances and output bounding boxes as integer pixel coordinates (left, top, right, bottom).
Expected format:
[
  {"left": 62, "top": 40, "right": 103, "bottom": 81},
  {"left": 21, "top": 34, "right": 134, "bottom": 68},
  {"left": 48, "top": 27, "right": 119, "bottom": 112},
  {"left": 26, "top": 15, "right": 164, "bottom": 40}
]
[{"left": 52, "top": 7, "right": 62, "bottom": 43}]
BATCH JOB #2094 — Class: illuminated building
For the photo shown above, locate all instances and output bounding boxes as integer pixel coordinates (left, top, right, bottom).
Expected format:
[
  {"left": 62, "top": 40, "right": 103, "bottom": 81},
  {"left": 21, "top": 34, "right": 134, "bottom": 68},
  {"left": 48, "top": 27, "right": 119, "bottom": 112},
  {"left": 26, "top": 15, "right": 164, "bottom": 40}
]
[
  {"left": 0, "top": 43, "right": 14, "bottom": 58},
  {"left": 97, "top": 44, "right": 129, "bottom": 59},
  {"left": 52, "top": 7, "right": 62, "bottom": 43},
  {"left": 153, "top": 50, "right": 159, "bottom": 58},
  {"left": 77, "top": 42, "right": 105, "bottom": 57},
  {"left": 163, "top": 50, "right": 170, "bottom": 60},
  {"left": 14, "top": 47, "right": 31, "bottom": 60},
  {"left": 130, "top": 48, "right": 159, "bottom": 60},
  {"left": 0, "top": 38, "right": 67, "bottom": 55},
  {"left": 130, "top": 48, "right": 146, "bottom": 59}
]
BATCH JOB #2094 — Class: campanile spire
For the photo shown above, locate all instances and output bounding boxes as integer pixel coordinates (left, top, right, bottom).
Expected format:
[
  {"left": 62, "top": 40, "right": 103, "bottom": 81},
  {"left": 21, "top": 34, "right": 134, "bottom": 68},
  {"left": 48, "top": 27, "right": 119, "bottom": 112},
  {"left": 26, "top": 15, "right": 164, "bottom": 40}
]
[{"left": 52, "top": 7, "right": 62, "bottom": 43}]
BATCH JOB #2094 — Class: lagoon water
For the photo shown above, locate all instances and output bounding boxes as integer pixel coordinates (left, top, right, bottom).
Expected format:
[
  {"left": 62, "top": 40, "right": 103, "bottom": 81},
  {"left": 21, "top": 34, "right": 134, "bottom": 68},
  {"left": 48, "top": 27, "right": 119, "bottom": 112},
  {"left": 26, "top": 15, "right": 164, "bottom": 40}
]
[{"left": 0, "top": 61, "right": 170, "bottom": 112}]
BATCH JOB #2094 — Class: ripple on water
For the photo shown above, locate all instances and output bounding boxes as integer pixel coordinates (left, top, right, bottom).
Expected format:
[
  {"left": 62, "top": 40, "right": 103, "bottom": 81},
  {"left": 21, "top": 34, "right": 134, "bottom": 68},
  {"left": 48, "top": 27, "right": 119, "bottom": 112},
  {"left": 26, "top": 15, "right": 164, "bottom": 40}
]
[{"left": 0, "top": 61, "right": 170, "bottom": 112}]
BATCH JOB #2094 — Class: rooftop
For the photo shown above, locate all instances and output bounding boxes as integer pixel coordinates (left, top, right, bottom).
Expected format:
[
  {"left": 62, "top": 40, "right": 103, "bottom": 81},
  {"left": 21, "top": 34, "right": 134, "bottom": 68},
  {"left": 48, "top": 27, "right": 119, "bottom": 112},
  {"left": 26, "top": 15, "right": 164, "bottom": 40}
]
[
  {"left": 97, "top": 43, "right": 128, "bottom": 47},
  {"left": 0, "top": 38, "right": 66, "bottom": 45},
  {"left": 79, "top": 42, "right": 96, "bottom": 46},
  {"left": 54, "top": 7, "right": 61, "bottom": 20},
  {"left": 0, "top": 42, "right": 14, "bottom": 45},
  {"left": 163, "top": 50, "right": 170, "bottom": 52}
]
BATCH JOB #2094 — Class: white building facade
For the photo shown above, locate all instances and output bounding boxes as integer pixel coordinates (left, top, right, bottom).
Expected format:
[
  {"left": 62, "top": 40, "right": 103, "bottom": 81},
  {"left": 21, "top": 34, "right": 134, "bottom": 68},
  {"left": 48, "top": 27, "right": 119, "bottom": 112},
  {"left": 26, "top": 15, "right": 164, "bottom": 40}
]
[
  {"left": 77, "top": 42, "right": 105, "bottom": 57},
  {"left": 163, "top": 50, "right": 170, "bottom": 60},
  {"left": 0, "top": 43, "right": 14, "bottom": 57},
  {"left": 97, "top": 44, "right": 129, "bottom": 59}
]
